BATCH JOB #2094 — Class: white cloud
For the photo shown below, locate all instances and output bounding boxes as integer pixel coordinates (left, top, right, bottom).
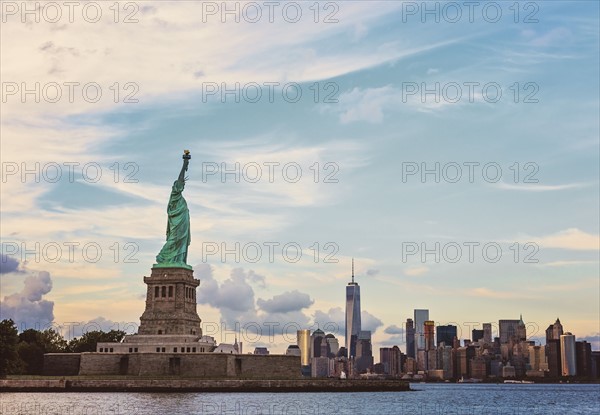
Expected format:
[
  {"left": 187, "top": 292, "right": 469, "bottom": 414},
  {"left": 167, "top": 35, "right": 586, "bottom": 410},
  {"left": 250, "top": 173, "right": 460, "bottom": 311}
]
[
  {"left": 339, "top": 86, "right": 395, "bottom": 124},
  {"left": 257, "top": 290, "right": 314, "bottom": 314},
  {"left": 524, "top": 228, "right": 599, "bottom": 251},
  {"left": 467, "top": 287, "right": 535, "bottom": 300},
  {"left": 334, "top": 81, "right": 469, "bottom": 124},
  {"left": 495, "top": 182, "right": 590, "bottom": 192},
  {"left": 0, "top": 271, "right": 54, "bottom": 328},
  {"left": 404, "top": 266, "right": 429, "bottom": 277},
  {"left": 537, "top": 260, "right": 598, "bottom": 267},
  {"left": 530, "top": 28, "right": 573, "bottom": 47},
  {"left": 384, "top": 324, "right": 404, "bottom": 335}
]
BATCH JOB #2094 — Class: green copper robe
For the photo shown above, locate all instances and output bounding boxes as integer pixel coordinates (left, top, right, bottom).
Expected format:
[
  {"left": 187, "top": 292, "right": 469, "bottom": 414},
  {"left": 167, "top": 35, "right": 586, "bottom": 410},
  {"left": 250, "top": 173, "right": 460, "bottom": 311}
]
[{"left": 155, "top": 158, "right": 191, "bottom": 269}]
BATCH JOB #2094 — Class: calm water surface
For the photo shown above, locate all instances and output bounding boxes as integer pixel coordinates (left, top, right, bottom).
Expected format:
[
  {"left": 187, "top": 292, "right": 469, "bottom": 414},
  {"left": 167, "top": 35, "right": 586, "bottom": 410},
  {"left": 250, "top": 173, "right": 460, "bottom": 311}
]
[{"left": 1, "top": 383, "right": 599, "bottom": 414}]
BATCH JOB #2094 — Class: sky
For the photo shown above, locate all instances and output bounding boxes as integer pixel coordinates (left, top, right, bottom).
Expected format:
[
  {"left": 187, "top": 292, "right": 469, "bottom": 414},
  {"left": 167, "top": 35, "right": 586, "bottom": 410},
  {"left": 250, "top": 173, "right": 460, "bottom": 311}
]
[{"left": 1, "top": 1, "right": 599, "bottom": 354}]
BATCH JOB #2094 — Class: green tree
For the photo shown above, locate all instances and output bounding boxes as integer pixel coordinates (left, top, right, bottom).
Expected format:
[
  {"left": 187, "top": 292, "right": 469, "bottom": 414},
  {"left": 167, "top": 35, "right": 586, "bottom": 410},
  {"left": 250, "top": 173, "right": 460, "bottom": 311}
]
[
  {"left": 40, "top": 328, "right": 68, "bottom": 352},
  {"left": 16, "top": 341, "right": 44, "bottom": 375},
  {"left": 0, "top": 319, "right": 24, "bottom": 377},
  {"left": 17, "top": 328, "right": 68, "bottom": 375},
  {"left": 68, "top": 330, "right": 126, "bottom": 353}
]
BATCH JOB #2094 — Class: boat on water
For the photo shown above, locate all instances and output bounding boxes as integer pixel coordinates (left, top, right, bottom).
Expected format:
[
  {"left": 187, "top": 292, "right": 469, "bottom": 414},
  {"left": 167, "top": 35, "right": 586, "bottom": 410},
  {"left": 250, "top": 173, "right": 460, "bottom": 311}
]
[
  {"left": 458, "top": 377, "right": 482, "bottom": 383},
  {"left": 503, "top": 380, "right": 535, "bottom": 384}
]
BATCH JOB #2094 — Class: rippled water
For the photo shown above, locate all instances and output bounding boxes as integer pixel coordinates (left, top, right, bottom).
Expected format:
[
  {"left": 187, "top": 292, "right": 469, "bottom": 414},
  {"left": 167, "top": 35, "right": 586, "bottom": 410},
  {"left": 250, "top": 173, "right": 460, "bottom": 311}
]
[{"left": 1, "top": 383, "right": 599, "bottom": 414}]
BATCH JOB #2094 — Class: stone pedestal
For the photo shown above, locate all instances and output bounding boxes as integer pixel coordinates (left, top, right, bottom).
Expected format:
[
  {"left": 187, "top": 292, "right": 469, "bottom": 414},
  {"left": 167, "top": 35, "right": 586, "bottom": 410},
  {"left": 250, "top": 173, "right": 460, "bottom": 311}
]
[{"left": 138, "top": 267, "right": 201, "bottom": 336}]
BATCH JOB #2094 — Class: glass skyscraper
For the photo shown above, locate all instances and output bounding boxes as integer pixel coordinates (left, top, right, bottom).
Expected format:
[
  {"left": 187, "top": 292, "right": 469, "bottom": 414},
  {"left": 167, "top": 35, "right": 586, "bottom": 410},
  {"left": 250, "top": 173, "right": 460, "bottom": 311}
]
[
  {"left": 560, "top": 333, "right": 577, "bottom": 376},
  {"left": 406, "top": 318, "right": 415, "bottom": 358},
  {"left": 499, "top": 319, "right": 520, "bottom": 343},
  {"left": 414, "top": 309, "right": 429, "bottom": 355},
  {"left": 345, "top": 259, "right": 361, "bottom": 358},
  {"left": 436, "top": 324, "right": 457, "bottom": 347}
]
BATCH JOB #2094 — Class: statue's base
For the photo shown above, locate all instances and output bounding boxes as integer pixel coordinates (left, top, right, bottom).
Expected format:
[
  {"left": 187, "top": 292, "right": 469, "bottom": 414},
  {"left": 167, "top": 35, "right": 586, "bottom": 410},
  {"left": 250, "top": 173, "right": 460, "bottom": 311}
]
[
  {"left": 138, "top": 266, "right": 201, "bottom": 336},
  {"left": 152, "top": 262, "right": 193, "bottom": 270}
]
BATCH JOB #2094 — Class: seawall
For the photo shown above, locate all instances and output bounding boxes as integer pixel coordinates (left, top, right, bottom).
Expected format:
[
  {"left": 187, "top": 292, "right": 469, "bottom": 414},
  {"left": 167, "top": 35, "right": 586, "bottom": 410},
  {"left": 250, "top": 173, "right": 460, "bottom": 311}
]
[{"left": 0, "top": 378, "right": 411, "bottom": 393}]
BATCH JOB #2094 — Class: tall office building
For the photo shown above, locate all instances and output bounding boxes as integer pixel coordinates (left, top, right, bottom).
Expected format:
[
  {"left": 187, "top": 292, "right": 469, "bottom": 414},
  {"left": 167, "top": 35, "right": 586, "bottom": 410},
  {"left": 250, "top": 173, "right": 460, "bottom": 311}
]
[
  {"left": 456, "top": 347, "right": 468, "bottom": 378},
  {"left": 414, "top": 309, "right": 429, "bottom": 355},
  {"left": 546, "top": 339, "right": 561, "bottom": 378},
  {"left": 311, "top": 329, "right": 325, "bottom": 358},
  {"left": 499, "top": 319, "right": 520, "bottom": 344},
  {"left": 439, "top": 345, "right": 454, "bottom": 379},
  {"left": 517, "top": 315, "right": 527, "bottom": 341},
  {"left": 345, "top": 259, "right": 361, "bottom": 358},
  {"left": 424, "top": 320, "right": 435, "bottom": 350},
  {"left": 380, "top": 346, "right": 401, "bottom": 376},
  {"left": 575, "top": 341, "right": 592, "bottom": 377},
  {"left": 406, "top": 318, "right": 415, "bottom": 358},
  {"left": 546, "top": 318, "right": 564, "bottom": 342},
  {"left": 472, "top": 329, "right": 484, "bottom": 343},
  {"left": 483, "top": 323, "right": 493, "bottom": 344},
  {"left": 355, "top": 331, "right": 373, "bottom": 373},
  {"left": 529, "top": 345, "right": 547, "bottom": 371},
  {"left": 297, "top": 329, "right": 311, "bottom": 373},
  {"left": 325, "top": 334, "right": 339, "bottom": 358},
  {"left": 437, "top": 324, "right": 457, "bottom": 347},
  {"left": 560, "top": 333, "right": 577, "bottom": 376}
]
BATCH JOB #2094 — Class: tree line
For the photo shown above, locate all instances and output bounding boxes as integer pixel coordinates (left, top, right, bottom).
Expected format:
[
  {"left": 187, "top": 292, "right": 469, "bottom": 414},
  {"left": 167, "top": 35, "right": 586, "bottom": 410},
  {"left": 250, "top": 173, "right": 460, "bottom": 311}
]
[{"left": 0, "top": 319, "right": 125, "bottom": 377}]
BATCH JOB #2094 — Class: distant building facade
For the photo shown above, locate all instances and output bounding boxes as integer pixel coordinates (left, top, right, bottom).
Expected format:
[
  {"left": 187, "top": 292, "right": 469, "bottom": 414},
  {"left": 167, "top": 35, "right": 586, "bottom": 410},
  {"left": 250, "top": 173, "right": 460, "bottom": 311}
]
[{"left": 380, "top": 346, "right": 401, "bottom": 376}]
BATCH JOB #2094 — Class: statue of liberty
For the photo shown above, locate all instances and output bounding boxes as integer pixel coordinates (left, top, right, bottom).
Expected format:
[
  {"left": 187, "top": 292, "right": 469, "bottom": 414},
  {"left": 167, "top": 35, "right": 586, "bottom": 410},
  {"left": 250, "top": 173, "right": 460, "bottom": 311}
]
[{"left": 154, "top": 150, "right": 192, "bottom": 270}]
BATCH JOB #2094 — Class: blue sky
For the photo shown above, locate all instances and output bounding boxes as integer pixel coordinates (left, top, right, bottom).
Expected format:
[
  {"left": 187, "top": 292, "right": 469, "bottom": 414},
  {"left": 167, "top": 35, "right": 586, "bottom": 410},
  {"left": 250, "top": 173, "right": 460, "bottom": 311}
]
[{"left": 1, "top": 1, "right": 598, "bottom": 352}]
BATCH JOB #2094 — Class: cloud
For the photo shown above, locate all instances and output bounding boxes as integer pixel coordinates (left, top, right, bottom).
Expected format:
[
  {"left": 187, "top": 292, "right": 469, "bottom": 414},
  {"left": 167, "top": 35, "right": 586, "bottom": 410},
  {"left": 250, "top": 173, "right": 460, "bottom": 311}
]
[
  {"left": 526, "top": 228, "right": 599, "bottom": 251},
  {"left": 467, "top": 287, "right": 535, "bottom": 300},
  {"left": 334, "top": 82, "right": 463, "bottom": 124},
  {"left": 366, "top": 269, "right": 380, "bottom": 276},
  {"left": 0, "top": 255, "right": 21, "bottom": 274},
  {"left": 196, "top": 265, "right": 313, "bottom": 334},
  {"left": 257, "top": 290, "right": 313, "bottom": 313},
  {"left": 530, "top": 28, "right": 573, "bottom": 47},
  {"left": 234, "top": 268, "right": 266, "bottom": 288},
  {"left": 384, "top": 324, "right": 404, "bottom": 335},
  {"left": 313, "top": 307, "right": 345, "bottom": 336},
  {"left": 197, "top": 266, "right": 259, "bottom": 313},
  {"left": 577, "top": 333, "right": 600, "bottom": 351},
  {"left": 537, "top": 260, "right": 598, "bottom": 267},
  {"left": 361, "top": 310, "right": 383, "bottom": 333},
  {"left": 405, "top": 266, "right": 429, "bottom": 277},
  {"left": 0, "top": 271, "right": 54, "bottom": 329},
  {"left": 312, "top": 307, "right": 383, "bottom": 336},
  {"left": 380, "top": 335, "right": 406, "bottom": 349},
  {"left": 59, "top": 316, "right": 139, "bottom": 340},
  {"left": 352, "top": 22, "right": 368, "bottom": 41},
  {"left": 338, "top": 86, "right": 395, "bottom": 124},
  {"left": 21, "top": 272, "right": 52, "bottom": 302},
  {"left": 495, "top": 182, "right": 590, "bottom": 192}
]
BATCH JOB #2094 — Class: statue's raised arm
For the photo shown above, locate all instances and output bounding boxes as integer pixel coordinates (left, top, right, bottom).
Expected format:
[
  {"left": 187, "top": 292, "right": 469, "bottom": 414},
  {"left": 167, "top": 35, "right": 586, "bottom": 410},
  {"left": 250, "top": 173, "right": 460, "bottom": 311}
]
[
  {"left": 178, "top": 150, "right": 190, "bottom": 184},
  {"left": 154, "top": 151, "right": 192, "bottom": 270}
]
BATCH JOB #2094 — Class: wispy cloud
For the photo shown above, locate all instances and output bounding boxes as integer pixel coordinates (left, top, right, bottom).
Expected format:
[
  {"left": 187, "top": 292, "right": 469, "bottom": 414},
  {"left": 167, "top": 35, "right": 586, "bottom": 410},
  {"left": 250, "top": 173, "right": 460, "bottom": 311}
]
[
  {"left": 537, "top": 260, "right": 598, "bottom": 267},
  {"left": 467, "top": 287, "right": 536, "bottom": 300},
  {"left": 523, "top": 228, "right": 599, "bottom": 251},
  {"left": 495, "top": 182, "right": 591, "bottom": 192},
  {"left": 404, "top": 266, "right": 429, "bottom": 277}
]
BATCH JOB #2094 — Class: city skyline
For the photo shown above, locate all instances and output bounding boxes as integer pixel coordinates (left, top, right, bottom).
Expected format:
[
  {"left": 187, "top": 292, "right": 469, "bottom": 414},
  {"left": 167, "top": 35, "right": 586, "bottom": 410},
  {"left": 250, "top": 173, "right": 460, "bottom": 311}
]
[
  {"left": 1, "top": 251, "right": 595, "bottom": 356},
  {"left": 1, "top": 1, "right": 598, "bottom": 356}
]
